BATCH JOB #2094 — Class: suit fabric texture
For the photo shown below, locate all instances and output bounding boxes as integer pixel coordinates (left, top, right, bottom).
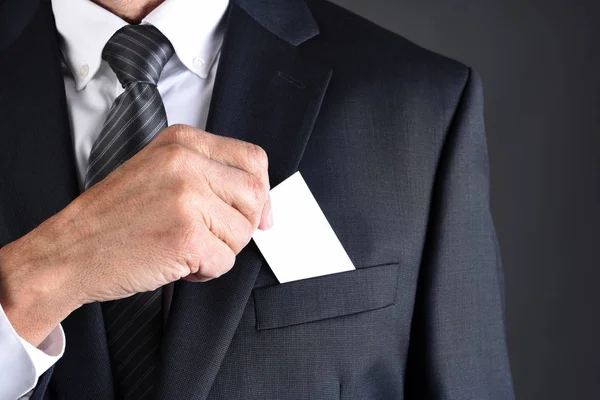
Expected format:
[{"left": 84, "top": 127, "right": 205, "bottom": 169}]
[{"left": 0, "top": 0, "right": 514, "bottom": 399}]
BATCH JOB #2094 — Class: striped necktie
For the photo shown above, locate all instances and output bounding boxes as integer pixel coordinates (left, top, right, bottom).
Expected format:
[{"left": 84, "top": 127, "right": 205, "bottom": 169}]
[{"left": 84, "top": 24, "right": 174, "bottom": 400}]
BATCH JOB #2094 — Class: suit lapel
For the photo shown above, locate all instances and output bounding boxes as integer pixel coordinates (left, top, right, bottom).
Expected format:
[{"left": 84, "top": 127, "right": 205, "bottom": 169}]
[
  {"left": 0, "top": 2, "right": 114, "bottom": 399},
  {"left": 0, "top": 0, "right": 77, "bottom": 246},
  {"left": 156, "top": 2, "right": 332, "bottom": 399}
]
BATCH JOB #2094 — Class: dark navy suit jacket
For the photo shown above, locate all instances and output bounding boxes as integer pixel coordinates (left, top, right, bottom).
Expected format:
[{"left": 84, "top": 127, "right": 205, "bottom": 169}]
[{"left": 0, "top": 0, "right": 514, "bottom": 398}]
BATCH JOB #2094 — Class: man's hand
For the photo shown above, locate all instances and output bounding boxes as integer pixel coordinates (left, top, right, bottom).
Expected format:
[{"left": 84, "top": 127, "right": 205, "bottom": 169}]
[{"left": 0, "top": 124, "right": 272, "bottom": 345}]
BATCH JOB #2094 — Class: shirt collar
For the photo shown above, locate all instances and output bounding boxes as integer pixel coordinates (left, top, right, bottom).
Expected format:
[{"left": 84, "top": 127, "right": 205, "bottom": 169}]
[{"left": 51, "top": 0, "right": 229, "bottom": 90}]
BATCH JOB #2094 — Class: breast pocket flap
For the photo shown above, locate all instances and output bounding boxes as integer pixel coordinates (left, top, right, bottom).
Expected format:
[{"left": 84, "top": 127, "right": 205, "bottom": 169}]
[{"left": 253, "top": 262, "right": 399, "bottom": 330}]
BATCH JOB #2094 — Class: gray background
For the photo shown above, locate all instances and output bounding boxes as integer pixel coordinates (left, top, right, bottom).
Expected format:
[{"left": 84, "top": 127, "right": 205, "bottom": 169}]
[{"left": 329, "top": 0, "right": 600, "bottom": 398}]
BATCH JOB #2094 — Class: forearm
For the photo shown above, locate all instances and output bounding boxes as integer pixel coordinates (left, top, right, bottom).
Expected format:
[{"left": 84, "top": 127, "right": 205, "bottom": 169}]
[
  {"left": 0, "top": 225, "right": 79, "bottom": 347},
  {"left": 0, "top": 229, "right": 69, "bottom": 399}
]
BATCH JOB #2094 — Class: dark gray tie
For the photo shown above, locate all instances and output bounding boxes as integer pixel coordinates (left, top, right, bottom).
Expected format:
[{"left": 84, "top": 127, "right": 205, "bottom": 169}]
[{"left": 84, "top": 24, "right": 174, "bottom": 400}]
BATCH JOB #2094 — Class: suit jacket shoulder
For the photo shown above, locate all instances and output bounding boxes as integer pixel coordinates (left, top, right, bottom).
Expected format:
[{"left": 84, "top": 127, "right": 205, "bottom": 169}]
[
  {"left": 303, "top": 0, "right": 473, "bottom": 147},
  {"left": 305, "top": 0, "right": 470, "bottom": 85}
]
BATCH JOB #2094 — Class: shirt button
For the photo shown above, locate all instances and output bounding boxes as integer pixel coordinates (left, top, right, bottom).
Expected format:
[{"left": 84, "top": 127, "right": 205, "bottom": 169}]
[
  {"left": 80, "top": 64, "right": 89, "bottom": 78},
  {"left": 193, "top": 57, "right": 206, "bottom": 70}
]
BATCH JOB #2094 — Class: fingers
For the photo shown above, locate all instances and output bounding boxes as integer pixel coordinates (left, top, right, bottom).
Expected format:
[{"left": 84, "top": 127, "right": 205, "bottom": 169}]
[
  {"left": 159, "top": 126, "right": 273, "bottom": 230},
  {"left": 204, "top": 136, "right": 273, "bottom": 231},
  {"left": 158, "top": 125, "right": 268, "bottom": 180},
  {"left": 198, "top": 160, "right": 269, "bottom": 230},
  {"left": 201, "top": 195, "right": 254, "bottom": 255},
  {"left": 183, "top": 226, "right": 236, "bottom": 282}
]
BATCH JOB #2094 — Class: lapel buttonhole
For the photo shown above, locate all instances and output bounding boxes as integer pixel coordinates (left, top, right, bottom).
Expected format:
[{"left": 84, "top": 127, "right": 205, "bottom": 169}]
[{"left": 276, "top": 71, "right": 307, "bottom": 89}]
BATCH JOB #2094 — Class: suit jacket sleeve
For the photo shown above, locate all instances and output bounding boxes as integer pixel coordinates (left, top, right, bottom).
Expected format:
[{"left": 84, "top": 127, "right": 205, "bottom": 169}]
[{"left": 404, "top": 68, "right": 515, "bottom": 399}]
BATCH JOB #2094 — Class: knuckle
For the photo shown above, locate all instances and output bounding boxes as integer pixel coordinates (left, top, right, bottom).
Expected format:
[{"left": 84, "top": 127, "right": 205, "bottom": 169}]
[
  {"left": 239, "top": 218, "right": 254, "bottom": 242},
  {"left": 198, "top": 253, "right": 221, "bottom": 279},
  {"left": 229, "top": 218, "right": 253, "bottom": 254},
  {"left": 196, "top": 258, "right": 217, "bottom": 279},
  {"left": 216, "top": 211, "right": 250, "bottom": 252},
  {"left": 246, "top": 144, "right": 268, "bottom": 172},
  {"left": 160, "top": 124, "right": 188, "bottom": 141},
  {"left": 172, "top": 188, "right": 197, "bottom": 227},
  {"left": 197, "top": 248, "right": 234, "bottom": 279},
  {"left": 246, "top": 174, "right": 268, "bottom": 206},
  {"left": 169, "top": 220, "right": 202, "bottom": 275},
  {"left": 157, "top": 124, "right": 180, "bottom": 143},
  {"left": 160, "top": 143, "right": 187, "bottom": 171},
  {"left": 178, "top": 233, "right": 202, "bottom": 274},
  {"left": 190, "top": 130, "right": 214, "bottom": 157},
  {"left": 240, "top": 175, "right": 267, "bottom": 227}
]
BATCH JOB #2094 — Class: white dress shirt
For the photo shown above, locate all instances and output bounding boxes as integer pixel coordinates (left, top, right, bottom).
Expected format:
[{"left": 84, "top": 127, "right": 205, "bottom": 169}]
[{"left": 0, "top": 0, "right": 228, "bottom": 398}]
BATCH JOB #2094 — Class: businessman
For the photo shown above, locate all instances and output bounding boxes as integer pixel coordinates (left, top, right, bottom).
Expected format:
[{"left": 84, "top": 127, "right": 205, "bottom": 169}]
[{"left": 0, "top": 0, "right": 514, "bottom": 398}]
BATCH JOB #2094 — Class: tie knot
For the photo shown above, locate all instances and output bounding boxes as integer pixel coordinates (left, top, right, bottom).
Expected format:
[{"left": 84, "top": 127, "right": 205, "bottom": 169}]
[{"left": 103, "top": 24, "right": 174, "bottom": 87}]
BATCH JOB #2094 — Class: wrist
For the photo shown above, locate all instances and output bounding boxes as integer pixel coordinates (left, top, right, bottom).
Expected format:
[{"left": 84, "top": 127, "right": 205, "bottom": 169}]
[{"left": 0, "top": 230, "right": 80, "bottom": 346}]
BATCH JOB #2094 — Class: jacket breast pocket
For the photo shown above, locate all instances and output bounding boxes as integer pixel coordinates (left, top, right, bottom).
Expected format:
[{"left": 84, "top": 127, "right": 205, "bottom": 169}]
[{"left": 252, "top": 262, "right": 399, "bottom": 330}]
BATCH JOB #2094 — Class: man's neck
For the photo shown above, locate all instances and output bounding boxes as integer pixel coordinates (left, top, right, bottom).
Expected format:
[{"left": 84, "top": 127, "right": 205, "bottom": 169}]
[{"left": 92, "top": 0, "right": 165, "bottom": 24}]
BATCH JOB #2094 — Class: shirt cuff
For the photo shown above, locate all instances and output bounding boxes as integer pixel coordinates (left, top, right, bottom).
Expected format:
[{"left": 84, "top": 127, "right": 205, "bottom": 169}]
[
  {"left": 18, "top": 323, "right": 65, "bottom": 377},
  {"left": 0, "top": 304, "right": 65, "bottom": 399}
]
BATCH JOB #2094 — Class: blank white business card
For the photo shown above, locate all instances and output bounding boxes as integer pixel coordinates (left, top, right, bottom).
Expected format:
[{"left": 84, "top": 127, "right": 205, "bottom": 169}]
[{"left": 252, "top": 172, "right": 355, "bottom": 283}]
